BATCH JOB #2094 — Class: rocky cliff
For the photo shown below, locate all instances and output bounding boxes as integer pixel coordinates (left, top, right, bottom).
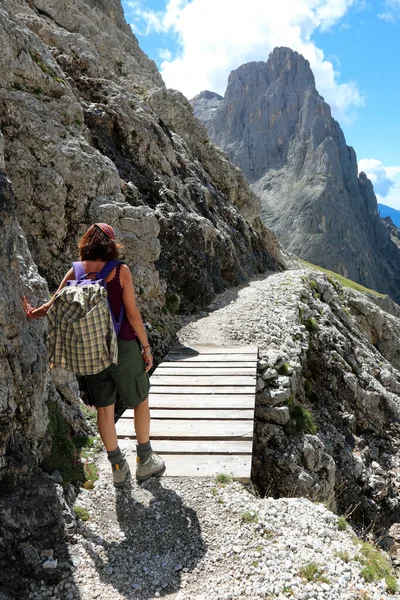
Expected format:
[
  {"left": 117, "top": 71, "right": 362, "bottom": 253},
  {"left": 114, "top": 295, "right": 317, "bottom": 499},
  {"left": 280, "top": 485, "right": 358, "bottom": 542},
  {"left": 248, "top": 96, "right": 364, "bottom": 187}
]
[
  {"left": 0, "top": 0, "right": 283, "bottom": 480},
  {"left": 191, "top": 47, "right": 400, "bottom": 303},
  {"left": 0, "top": 0, "right": 282, "bottom": 591}
]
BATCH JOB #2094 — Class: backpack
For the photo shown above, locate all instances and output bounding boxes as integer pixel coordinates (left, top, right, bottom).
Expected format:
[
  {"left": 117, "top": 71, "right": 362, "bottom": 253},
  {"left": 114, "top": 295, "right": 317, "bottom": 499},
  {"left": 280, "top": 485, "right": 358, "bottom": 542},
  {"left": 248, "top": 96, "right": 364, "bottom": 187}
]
[{"left": 47, "top": 260, "right": 124, "bottom": 375}]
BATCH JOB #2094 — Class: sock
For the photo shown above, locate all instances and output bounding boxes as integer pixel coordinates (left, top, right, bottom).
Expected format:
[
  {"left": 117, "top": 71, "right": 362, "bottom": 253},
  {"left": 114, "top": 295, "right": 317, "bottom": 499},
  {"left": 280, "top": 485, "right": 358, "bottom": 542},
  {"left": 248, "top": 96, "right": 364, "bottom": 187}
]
[
  {"left": 137, "top": 441, "right": 152, "bottom": 462},
  {"left": 107, "top": 446, "right": 125, "bottom": 466}
]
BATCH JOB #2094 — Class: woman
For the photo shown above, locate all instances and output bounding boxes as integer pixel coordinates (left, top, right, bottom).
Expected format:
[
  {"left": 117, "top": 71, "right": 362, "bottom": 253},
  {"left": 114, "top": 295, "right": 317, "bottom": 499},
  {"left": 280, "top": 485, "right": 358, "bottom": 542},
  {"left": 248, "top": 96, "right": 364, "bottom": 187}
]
[{"left": 24, "top": 223, "right": 165, "bottom": 487}]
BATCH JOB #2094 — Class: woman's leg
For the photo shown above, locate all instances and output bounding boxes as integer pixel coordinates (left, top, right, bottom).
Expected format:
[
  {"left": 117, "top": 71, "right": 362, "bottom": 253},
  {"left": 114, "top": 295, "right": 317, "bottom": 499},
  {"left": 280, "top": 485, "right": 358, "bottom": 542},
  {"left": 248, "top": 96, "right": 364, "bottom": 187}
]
[
  {"left": 97, "top": 404, "right": 118, "bottom": 451},
  {"left": 133, "top": 397, "right": 150, "bottom": 444}
]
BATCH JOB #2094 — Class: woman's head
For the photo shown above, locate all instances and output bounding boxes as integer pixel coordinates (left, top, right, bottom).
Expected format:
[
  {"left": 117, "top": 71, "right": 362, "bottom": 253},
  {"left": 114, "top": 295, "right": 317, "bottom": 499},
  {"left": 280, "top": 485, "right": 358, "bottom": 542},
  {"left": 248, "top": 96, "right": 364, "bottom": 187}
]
[{"left": 78, "top": 223, "right": 121, "bottom": 260}]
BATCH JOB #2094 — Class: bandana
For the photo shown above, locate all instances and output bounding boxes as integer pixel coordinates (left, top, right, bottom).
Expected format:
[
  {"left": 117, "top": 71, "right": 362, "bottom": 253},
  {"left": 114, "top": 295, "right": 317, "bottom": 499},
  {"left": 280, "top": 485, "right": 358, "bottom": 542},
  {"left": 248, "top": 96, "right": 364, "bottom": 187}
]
[{"left": 91, "top": 223, "right": 116, "bottom": 240}]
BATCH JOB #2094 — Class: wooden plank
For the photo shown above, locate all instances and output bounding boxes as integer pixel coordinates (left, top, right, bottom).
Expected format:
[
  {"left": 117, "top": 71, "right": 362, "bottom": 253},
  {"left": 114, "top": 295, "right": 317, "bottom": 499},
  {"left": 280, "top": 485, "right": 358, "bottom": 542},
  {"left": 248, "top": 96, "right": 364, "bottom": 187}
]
[
  {"left": 122, "top": 408, "right": 254, "bottom": 420},
  {"left": 152, "top": 454, "right": 252, "bottom": 481},
  {"left": 164, "top": 356, "right": 257, "bottom": 364},
  {"left": 150, "top": 375, "right": 256, "bottom": 386},
  {"left": 153, "top": 367, "right": 256, "bottom": 376},
  {"left": 118, "top": 438, "right": 253, "bottom": 455},
  {"left": 150, "top": 386, "right": 256, "bottom": 395},
  {"left": 168, "top": 345, "right": 257, "bottom": 355},
  {"left": 149, "top": 394, "right": 254, "bottom": 409},
  {"left": 116, "top": 418, "right": 254, "bottom": 439}
]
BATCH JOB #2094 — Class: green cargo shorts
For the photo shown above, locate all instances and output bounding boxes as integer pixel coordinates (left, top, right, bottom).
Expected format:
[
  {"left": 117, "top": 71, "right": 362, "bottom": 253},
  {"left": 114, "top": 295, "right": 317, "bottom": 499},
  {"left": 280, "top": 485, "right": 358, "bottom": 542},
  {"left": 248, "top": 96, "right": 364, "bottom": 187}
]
[{"left": 86, "top": 339, "right": 150, "bottom": 408}]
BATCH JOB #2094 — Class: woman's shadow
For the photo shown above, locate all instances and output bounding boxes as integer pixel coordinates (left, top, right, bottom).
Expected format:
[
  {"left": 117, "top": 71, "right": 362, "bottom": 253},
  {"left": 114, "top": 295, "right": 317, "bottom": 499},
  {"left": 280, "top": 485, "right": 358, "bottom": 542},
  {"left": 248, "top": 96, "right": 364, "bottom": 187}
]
[{"left": 83, "top": 475, "right": 206, "bottom": 598}]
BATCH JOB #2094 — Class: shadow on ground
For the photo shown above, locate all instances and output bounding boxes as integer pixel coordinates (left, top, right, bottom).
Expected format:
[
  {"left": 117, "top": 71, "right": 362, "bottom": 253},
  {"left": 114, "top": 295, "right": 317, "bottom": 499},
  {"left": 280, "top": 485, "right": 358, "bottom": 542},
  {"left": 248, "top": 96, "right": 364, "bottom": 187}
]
[{"left": 83, "top": 476, "right": 206, "bottom": 598}]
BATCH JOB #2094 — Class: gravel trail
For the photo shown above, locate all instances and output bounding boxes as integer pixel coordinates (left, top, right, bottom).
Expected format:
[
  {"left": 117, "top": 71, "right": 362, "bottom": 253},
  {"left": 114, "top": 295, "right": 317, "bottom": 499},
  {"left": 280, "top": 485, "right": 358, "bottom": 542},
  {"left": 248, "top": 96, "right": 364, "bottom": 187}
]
[{"left": 28, "top": 269, "right": 398, "bottom": 600}]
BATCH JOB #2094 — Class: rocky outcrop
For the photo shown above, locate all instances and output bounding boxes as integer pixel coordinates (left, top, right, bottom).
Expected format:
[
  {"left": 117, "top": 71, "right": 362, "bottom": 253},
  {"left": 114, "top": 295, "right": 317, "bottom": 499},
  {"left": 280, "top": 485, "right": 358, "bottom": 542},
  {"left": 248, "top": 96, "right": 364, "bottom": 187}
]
[
  {"left": 191, "top": 47, "right": 400, "bottom": 303},
  {"left": 382, "top": 216, "right": 400, "bottom": 249},
  {"left": 0, "top": 144, "right": 49, "bottom": 478},
  {"left": 0, "top": 2, "right": 283, "bottom": 593},
  {"left": 253, "top": 271, "right": 400, "bottom": 528},
  {"left": 0, "top": 0, "right": 281, "bottom": 326},
  {"left": 176, "top": 267, "right": 400, "bottom": 534}
]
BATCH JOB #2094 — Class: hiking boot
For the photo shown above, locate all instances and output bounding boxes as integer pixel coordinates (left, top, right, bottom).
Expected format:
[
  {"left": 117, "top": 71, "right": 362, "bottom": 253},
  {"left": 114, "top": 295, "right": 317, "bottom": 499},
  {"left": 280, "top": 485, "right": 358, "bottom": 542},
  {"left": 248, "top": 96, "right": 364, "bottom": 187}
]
[
  {"left": 112, "top": 460, "right": 130, "bottom": 488},
  {"left": 136, "top": 453, "right": 166, "bottom": 482}
]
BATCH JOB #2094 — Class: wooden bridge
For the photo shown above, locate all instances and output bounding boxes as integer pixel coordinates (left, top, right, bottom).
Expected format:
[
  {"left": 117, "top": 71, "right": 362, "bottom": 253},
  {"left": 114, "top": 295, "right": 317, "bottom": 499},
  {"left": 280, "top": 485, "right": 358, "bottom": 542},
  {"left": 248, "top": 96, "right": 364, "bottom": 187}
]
[{"left": 116, "top": 345, "right": 258, "bottom": 482}]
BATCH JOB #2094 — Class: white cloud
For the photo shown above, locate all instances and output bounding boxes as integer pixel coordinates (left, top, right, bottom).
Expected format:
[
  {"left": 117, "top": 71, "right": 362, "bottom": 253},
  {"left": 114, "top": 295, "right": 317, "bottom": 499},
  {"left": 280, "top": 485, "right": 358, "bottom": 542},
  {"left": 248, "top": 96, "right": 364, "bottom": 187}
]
[
  {"left": 159, "top": 48, "right": 173, "bottom": 60},
  {"left": 129, "top": 0, "right": 364, "bottom": 123},
  {"left": 379, "top": 0, "right": 400, "bottom": 21},
  {"left": 358, "top": 158, "right": 400, "bottom": 209}
]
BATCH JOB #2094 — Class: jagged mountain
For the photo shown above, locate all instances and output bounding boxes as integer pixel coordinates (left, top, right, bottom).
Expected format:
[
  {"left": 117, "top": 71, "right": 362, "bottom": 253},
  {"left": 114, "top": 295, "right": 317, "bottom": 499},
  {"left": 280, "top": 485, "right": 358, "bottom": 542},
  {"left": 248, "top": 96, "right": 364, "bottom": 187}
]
[
  {"left": 379, "top": 203, "right": 400, "bottom": 227},
  {"left": 191, "top": 47, "right": 400, "bottom": 303}
]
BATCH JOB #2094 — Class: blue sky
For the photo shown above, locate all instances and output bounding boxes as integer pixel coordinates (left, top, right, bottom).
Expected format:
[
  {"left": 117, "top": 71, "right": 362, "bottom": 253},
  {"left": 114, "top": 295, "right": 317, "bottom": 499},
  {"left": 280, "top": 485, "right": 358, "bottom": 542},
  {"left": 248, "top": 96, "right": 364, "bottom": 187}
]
[{"left": 122, "top": 0, "right": 400, "bottom": 209}]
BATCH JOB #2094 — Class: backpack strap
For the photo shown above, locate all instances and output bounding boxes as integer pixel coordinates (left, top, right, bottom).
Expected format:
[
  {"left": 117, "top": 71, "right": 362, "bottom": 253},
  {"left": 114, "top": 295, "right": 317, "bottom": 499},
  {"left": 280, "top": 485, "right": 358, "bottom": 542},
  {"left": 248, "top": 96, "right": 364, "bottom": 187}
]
[
  {"left": 72, "top": 262, "right": 86, "bottom": 280},
  {"left": 98, "top": 260, "right": 124, "bottom": 336},
  {"left": 98, "top": 260, "right": 121, "bottom": 280}
]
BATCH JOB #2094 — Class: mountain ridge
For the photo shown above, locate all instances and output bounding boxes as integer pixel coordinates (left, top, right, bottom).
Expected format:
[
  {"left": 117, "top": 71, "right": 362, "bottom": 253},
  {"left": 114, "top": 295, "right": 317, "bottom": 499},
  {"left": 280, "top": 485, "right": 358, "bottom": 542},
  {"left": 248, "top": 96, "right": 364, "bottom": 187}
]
[{"left": 191, "top": 47, "right": 400, "bottom": 303}]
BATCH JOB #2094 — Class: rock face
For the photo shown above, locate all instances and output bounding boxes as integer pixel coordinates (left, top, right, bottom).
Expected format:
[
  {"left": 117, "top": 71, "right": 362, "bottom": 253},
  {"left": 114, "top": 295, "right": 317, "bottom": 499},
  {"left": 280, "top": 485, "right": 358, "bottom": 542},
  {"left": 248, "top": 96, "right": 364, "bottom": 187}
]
[
  {"left": 0, "top": 0, "right": 280, "bottom": 324},
  {"left": 191, "top": 47, "right": 400, "bottom": 303},
  {"left": 0, "top": 2, "right": 282, "bottom": 591}
]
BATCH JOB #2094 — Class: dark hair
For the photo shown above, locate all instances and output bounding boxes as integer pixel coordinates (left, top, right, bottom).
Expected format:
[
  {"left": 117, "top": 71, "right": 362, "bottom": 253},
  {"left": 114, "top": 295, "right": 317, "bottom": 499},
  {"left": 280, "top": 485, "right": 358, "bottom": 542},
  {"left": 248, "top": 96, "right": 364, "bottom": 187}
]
[{"left": 78, "top": 225, "right": 121, "bottom": 260}]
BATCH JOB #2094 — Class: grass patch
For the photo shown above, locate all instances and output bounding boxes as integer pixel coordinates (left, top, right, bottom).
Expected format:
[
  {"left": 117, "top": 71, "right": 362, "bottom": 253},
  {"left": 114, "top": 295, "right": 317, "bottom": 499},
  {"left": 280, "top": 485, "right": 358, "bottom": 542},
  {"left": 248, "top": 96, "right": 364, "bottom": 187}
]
[
  {"left": 241, "top": 511, "right": 259, "bottom": 524},
  {"left": 165, "top": 292, "right": 181, "bottom": 315},
  {"left": 278, "top": 362, "right": 291, "bottom": 376},
  {"left": 285, "top": 397, "right": 317, "bottom": 435},
  {"left": 355, "top": 540, "right": 397, "bottom": 594},
  {"left": 41, "top": 401, "right": 99, "bottom": 488},
  {"left": 305, "top": 317, "right": 318, "bottom": 332},
  {"left": 299, "top": 259, "right": 386, "bottom": 297},
  {"left": 298, "top": 561, "right": 329, "bottom": 583},
  {"left": 251, "top": 560, "right": 259, "bottom": 567},
  {"left": 80, "top": 403, "right": 98, "bottom": 430},
  {"left": 73, "top": 506, "right": 90, "bottom": 521},
  {"left": 335, "top": 550, "right": 350, "bottom": 563},
  {"left": 215, "top": 473, "right": 232, "bottom": 484},
  {"left": 337, "top": 517, "right": 348, "bottom": 531}
]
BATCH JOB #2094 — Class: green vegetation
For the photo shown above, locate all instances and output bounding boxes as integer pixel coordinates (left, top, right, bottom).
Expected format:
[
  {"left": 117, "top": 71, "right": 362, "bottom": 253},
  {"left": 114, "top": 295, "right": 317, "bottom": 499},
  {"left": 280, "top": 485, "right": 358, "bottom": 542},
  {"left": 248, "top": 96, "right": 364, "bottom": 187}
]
[
  {"left": 309, "top": 279, "right": 318, "bottom": 290},
  {"left": 335, "top": 550, "right": 350, "bottom": 562},
  {"left": 298, "top": 561, "right": 329, "bottom": 583},
  {"left": 80, "top": 403, "right": 98, "bottom": 430},
  {"left": 215, "top": 473, "right": 232, "bottom": 484},
  {"left": 165, "top": 292, "right": 181, "bottom": 315},
  {"left": 73, "top": 506, "right": 90, "bottom": 521},
  {"left": 337, "top": 517, "right": 348, "bottom": 531},
  {"left": 285, "top": 397, "right": 317, "bottom": 435},
  {"left": 305, "top": 317, "right": 318, "bottom": 332},
  {"left": 241, "top": 511, "right": 259, "bottom": 524},
  {"left": 41, "top": 401, "right": 99, "bottom": 489},
  {"left": 251, "top": 560, "right": 259, "bottom": 567},
  {"left": 278, "top": 362, "right": 291, "bottom": 376},
  {"left": 282, "top": 586, "right": 294, "bottom": 594},
  {"left": 299, "top": 259, "right": 386, "bottom": 297},
  {"left": 353, "top": 539, "right": 397, "bottom": 594}
]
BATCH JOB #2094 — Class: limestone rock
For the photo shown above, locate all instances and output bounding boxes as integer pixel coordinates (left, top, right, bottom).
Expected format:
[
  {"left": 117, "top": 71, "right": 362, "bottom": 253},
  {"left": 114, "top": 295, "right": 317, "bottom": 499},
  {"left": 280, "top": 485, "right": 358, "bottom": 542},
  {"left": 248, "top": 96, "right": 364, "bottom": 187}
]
[
  {"left": 0, "top": 164, "right": 49, "bottom": 477},
  {"left": 0, "top": 0, "right": 282, "bottom": 325},
  {"left": 191, "top": 47, "right": 400, "bottom": 303}
]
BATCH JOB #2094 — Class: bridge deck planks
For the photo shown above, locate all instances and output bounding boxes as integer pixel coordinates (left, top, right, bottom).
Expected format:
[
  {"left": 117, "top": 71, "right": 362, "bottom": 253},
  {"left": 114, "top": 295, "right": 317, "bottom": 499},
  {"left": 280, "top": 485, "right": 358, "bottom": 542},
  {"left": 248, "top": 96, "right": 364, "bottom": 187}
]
[{"left": 116, "top": 344, "right": 258, "bottom": 481}]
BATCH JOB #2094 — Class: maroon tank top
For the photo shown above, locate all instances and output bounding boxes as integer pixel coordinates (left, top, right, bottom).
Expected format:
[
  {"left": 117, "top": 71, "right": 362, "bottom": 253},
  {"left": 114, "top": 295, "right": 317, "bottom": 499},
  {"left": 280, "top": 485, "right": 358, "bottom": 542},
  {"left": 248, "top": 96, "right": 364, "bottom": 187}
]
[{"left": 107, "top": 264, "right": 136, "bottom": 341}]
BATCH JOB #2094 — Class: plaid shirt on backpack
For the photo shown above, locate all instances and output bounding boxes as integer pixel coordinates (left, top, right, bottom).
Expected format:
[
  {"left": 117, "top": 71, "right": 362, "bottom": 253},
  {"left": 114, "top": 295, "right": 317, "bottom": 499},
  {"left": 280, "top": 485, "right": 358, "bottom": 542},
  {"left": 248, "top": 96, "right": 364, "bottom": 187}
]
[{"left": 47, "top": 261, "right": 124, "bottom": 375}]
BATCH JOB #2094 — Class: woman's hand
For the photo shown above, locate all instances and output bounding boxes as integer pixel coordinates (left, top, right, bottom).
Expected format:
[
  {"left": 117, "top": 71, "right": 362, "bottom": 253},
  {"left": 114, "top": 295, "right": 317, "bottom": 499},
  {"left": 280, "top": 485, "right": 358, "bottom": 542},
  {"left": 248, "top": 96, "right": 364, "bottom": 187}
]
[
  {"left": 142, "top": 348, "right": 153, "bottom": 372},
  {"left": 23, "top": 296, "right": 35, "bottom": 319}
]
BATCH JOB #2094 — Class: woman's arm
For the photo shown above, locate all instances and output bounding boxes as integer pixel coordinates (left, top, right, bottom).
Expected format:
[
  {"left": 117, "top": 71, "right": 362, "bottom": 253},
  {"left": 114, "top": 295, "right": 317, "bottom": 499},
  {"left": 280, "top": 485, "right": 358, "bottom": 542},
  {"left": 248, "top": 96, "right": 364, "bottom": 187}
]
[
  {"left": 120, "top": 264, "right": 153, "bottom": 371},
  {"left": 23, "top": 267, "right": 75, "bottom": 320}
]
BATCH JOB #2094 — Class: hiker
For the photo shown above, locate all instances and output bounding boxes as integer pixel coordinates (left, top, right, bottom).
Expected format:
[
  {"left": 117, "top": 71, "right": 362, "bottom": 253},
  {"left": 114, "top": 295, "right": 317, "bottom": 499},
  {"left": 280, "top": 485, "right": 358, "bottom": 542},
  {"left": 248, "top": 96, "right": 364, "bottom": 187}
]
[{"left": 23, "top": 222, "right": 165, "bottom": 487}]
